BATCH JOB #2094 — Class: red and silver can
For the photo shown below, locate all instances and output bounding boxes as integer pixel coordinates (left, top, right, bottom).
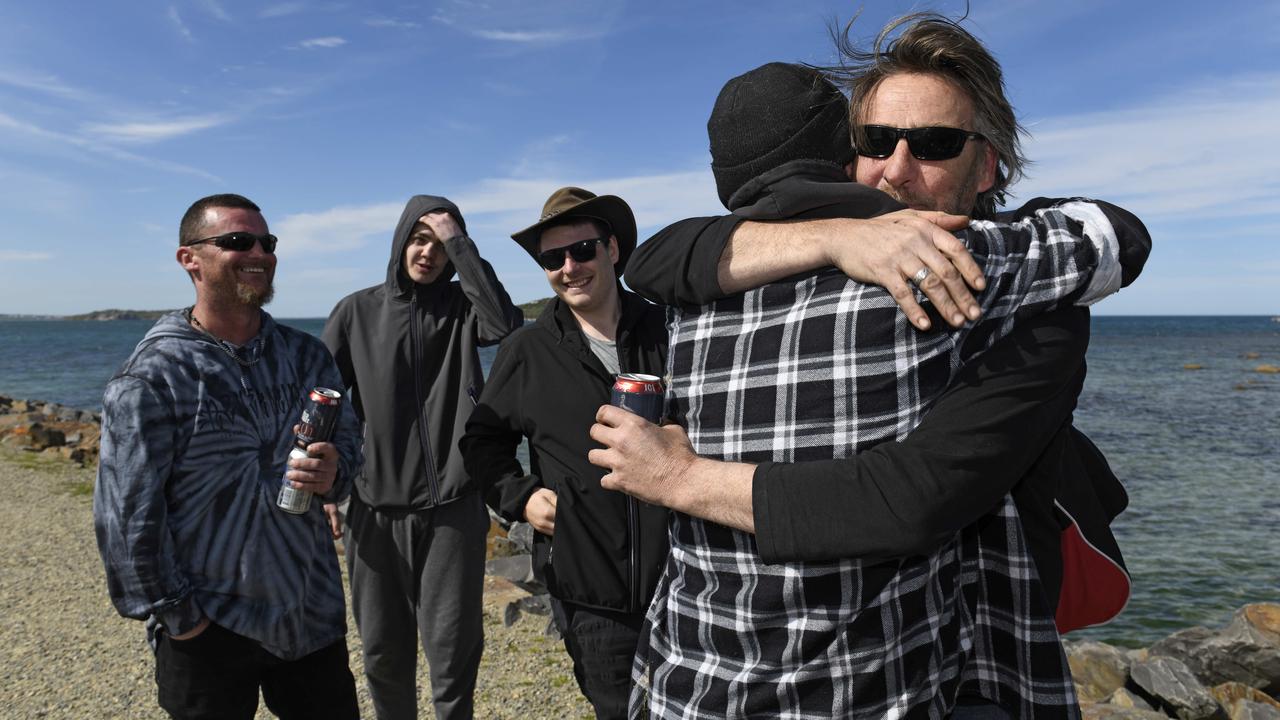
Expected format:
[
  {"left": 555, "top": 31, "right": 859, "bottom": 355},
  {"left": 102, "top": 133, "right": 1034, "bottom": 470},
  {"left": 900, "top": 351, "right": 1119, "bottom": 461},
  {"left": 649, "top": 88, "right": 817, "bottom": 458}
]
[
  {"left": 610, "top": 373, "right": 664, "bottom": 424},
  {"left": 277, "top": 387, "right": 343, "bottom": 514}
]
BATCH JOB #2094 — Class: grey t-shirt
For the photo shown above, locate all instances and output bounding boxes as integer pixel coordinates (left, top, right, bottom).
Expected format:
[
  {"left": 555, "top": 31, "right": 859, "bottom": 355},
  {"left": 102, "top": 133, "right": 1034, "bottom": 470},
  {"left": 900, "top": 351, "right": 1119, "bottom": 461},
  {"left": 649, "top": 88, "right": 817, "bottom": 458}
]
[{"left": 585, "top": 333, "right": 619, "bottom": 376}]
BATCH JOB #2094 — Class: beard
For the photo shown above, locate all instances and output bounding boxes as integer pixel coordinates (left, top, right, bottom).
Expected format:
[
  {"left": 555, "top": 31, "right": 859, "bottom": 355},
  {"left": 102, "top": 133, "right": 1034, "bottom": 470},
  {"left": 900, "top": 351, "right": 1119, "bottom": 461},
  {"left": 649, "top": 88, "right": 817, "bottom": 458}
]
[
  {"left": 236, "top": 281, "right": 274, "bottom": 307},
  {"left": 875, "top": 152, "right": 987, "bottom": 216},
  {"left": 205, "top": 266, "right": 275, "bottom": 308},
  {"left": 883, "top": 174, "right": 983, "bottom": 216}
]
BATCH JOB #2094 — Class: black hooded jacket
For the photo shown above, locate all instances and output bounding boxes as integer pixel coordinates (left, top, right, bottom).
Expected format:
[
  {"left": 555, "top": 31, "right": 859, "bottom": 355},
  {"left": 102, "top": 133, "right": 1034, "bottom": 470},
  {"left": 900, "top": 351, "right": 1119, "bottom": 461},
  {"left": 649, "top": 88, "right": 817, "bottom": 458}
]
[
  {"left": 461, "top": 291, "right": 670, "bottom": 613},
  {"left": 322, "top": 195, "right": 523, "bottom": 510}
]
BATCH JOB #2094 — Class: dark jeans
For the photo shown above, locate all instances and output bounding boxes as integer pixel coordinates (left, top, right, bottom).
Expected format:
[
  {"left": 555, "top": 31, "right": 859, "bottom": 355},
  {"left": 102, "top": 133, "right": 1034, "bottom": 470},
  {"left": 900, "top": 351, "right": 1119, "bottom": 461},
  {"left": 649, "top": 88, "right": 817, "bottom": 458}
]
[
  {"left": 155, "top": 623, "right": 359, "bottom": 720},
  {"left": 555, "top": 601, "right": 647, "bottom": 720}
]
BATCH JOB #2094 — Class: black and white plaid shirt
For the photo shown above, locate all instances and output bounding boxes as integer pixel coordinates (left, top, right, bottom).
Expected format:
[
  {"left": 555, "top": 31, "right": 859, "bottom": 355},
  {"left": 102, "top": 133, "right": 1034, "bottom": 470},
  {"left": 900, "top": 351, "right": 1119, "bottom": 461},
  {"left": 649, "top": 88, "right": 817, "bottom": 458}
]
[{"left": 634, "top": 201, "right": 1120, "bottom": 719}]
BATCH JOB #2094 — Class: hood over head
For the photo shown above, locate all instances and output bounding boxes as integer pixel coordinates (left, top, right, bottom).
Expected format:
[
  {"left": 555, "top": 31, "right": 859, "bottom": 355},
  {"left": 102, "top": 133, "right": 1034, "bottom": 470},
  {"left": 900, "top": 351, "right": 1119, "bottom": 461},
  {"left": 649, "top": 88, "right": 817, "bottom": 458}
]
[{"left": 386, "top": 195, "right": 468, "bottom": 297}]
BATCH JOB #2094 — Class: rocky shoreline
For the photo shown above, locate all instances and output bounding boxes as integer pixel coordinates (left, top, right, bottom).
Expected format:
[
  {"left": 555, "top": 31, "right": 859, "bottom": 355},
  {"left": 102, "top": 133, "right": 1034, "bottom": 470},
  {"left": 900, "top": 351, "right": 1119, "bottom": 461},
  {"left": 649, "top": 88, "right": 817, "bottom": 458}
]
[
  {"left": 0, "top": 396, "right": 102, "bottom": 466},
  {"left": 1068, "top": 607, "right": 1280, "bottom": 719},
  {"left": 0, "top": 396, "right": 589, "bottom": 719},
  {"left": 1, "top": 394, "right": 1277, "bottom": 718}
]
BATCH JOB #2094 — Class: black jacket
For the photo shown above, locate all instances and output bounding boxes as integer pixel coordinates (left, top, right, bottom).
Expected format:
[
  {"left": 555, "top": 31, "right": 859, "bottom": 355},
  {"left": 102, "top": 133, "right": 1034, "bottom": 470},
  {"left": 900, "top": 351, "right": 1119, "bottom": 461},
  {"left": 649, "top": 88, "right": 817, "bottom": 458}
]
[
  {"left": 626, "top": 163, "right": 1146, "bottom": 628},
  {"left": 322, "top": 195, "right": 523, "bottom": 510},
  {"left": 461, "top": 291, "right": 670, "bottom": 613}
]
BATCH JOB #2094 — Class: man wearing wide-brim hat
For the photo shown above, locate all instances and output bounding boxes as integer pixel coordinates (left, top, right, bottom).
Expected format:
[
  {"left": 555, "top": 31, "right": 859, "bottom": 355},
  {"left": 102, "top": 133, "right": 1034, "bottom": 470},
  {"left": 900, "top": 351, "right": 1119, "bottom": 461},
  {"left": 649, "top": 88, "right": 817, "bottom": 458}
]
[{"left": 461, "top": 186, "right": 670, "bottom": 719}]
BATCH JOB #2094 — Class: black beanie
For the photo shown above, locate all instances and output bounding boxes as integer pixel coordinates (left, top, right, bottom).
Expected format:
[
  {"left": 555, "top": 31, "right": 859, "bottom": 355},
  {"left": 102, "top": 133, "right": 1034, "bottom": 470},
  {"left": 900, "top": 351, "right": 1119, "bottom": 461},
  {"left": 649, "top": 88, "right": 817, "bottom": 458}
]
[{"left": 708, "top": 62, "right": 854, "bottom": 210}]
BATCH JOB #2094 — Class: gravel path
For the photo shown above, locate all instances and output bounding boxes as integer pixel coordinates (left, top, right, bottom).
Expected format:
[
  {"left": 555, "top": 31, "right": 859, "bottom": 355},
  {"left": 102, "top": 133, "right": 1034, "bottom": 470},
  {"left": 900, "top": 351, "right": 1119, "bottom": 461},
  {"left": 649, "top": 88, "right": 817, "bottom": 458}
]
[{"left": 0, "top": 447, "right": 592, "bottom": 719}]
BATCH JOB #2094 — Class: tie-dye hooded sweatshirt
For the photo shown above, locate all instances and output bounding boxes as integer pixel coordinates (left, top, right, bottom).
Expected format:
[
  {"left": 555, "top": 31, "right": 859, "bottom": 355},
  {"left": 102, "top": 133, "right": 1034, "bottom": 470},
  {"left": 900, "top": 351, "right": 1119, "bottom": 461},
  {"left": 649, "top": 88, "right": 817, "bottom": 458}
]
[{"left": 93, "top": 310, "right": 361, "bottom": 661}]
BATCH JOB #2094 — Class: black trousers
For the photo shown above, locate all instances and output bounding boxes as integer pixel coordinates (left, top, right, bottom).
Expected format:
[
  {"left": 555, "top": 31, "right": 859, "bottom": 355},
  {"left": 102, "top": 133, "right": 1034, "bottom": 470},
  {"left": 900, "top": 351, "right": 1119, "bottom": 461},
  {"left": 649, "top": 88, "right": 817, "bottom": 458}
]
[
  {"left": 554, "top": 600, "right": 647, "bottom": 720},
  {"left": 155, "top": 623, "right": 359, "bottom": 720}
]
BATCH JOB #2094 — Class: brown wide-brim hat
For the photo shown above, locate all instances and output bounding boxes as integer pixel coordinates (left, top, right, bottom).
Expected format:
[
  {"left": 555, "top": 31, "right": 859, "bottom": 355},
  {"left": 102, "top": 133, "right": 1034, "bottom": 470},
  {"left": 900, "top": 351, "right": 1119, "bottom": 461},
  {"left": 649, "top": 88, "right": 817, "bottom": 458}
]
[{"left": 511, "top": 186, "right": 637, "bottom": 276}]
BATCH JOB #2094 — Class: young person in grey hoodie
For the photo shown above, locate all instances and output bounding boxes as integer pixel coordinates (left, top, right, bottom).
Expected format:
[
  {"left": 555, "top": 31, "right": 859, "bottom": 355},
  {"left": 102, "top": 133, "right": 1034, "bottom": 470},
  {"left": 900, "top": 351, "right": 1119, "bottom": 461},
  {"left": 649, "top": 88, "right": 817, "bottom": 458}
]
[
  {"left": 94, "top": 193, "right": 363, "bottom": 719},
  {"left": 322, "top": 195, "right": 523, "bottom": 720}
]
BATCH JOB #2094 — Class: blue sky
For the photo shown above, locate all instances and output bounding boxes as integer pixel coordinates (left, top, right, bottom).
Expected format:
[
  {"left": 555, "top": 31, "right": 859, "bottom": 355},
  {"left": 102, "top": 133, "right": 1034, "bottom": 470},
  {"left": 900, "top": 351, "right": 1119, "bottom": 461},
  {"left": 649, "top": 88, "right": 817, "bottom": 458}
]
[{"left": 1, "top": 0, "right": 1276, "bottom": 317}]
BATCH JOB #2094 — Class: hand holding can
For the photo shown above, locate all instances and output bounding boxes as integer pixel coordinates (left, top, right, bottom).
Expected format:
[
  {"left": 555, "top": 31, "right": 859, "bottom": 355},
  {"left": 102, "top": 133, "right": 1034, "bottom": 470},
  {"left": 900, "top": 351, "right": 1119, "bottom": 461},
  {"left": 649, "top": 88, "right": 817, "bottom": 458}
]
[{"left": 277, "top": 388, "right": 342, "bottom": 514}]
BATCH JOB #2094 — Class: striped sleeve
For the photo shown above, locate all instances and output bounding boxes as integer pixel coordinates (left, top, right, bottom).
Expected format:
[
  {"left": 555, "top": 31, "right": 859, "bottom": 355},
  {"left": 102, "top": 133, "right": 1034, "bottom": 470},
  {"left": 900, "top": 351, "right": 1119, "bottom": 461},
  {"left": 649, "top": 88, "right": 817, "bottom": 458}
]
[{"left": 92, "top": 374, "right": 204, "bottom": 636}]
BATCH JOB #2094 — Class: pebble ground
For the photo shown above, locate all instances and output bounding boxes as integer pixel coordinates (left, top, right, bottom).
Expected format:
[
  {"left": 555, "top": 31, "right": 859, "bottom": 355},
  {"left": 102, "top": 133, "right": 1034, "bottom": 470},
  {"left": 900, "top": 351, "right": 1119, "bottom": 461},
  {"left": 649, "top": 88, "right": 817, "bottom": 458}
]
[{"left": 0, "top": 447, "right": 593, "bottom": 719}]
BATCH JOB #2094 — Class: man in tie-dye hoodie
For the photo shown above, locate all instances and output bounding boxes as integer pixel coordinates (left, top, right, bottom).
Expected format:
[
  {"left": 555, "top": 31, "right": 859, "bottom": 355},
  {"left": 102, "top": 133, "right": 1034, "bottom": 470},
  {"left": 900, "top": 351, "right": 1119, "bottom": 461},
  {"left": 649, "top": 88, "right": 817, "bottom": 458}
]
[{"left": 94, "top": 193, "right": 363, "bottom": 720}]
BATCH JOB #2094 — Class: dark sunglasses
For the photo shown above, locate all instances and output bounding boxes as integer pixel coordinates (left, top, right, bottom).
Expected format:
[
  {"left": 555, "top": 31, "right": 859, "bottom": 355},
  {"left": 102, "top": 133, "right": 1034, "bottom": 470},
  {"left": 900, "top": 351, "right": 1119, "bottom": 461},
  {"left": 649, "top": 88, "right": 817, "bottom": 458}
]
[
  {"left": 537, "top": 238, "right": 605, "bottom": 271},
  {"left": 186, "top": 231, "right": 278, "bottom": 254},
  {"left": 856, "top": 125, "right": 985, "bottom": 161}
]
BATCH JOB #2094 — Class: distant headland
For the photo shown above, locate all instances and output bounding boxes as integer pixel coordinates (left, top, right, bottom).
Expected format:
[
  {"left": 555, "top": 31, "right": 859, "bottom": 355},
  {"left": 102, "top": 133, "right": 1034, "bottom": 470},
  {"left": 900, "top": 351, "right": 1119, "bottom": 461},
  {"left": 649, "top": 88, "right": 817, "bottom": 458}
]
[
  {"left": 1, "top": 298, "right": 555, "bottom": 322},
  {"left": 0, "top": 309, "right": 174, "bottom": 321},
  {"left": 66, "top": 309, "right": 175, "bottom": 321}
]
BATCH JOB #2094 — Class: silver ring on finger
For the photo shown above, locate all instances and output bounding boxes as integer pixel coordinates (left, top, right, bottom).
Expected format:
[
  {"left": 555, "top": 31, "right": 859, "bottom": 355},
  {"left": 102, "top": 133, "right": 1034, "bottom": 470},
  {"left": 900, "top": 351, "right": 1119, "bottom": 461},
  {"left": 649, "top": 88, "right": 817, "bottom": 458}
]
[{"left": 910, "top": 267, "right": 931, "bottom": 285}]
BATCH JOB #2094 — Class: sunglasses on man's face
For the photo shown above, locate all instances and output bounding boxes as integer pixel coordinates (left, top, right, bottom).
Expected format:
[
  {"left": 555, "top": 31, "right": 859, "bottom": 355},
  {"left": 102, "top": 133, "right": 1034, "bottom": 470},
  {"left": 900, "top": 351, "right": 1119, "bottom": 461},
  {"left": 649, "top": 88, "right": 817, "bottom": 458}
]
[
  {"left": 856, "top": 125, "right": 986, "bottom": 161},
  {"left": 186, "top": 231, "right": 278, "bottom": 254},
  {"left": 537, "top": 238, "right": 605, "bottom": 271}
]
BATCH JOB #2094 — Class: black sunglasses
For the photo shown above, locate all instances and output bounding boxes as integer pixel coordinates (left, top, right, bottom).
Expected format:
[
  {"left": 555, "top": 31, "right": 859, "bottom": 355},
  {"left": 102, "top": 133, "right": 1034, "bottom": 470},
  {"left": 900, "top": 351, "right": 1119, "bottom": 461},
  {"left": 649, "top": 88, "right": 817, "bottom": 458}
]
[
  {"left": 186, "top": 231, "right": 278, "bottom": 254},
  {"left": 856, "top": 125, "right": 985, "bottom": 161},
  {"left": 537, "top": 238, "right": 605, "bottom": 271}
]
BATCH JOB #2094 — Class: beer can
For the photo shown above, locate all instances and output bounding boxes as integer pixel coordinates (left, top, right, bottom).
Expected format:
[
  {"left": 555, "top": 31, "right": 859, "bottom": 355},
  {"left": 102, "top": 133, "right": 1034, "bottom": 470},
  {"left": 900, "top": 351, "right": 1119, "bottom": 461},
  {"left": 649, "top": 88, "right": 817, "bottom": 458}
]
[
  {"left": 276, "top": 447, "right": 314, "bottom": 514},
  {"left": 277, "top": 387, "right": 343, "bottom": 514},
  {"left": 610, "top": 373, "right": 664, "bottom": 424}
]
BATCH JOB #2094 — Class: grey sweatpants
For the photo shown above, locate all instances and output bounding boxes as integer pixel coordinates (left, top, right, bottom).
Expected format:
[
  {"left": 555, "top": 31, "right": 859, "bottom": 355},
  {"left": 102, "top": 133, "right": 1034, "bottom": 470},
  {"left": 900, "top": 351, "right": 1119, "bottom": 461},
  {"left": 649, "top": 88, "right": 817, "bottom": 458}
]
[{"left": 345, "top": 492, "right": 488, "bottom": 720}]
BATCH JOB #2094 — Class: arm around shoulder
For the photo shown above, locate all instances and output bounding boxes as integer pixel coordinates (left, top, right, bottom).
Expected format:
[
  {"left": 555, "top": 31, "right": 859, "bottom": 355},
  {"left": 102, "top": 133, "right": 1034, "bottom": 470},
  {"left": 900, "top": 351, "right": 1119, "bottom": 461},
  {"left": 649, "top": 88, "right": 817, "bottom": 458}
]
[
  {"left": 627, "top": 215, "right": 743, "bottom": 306},
  {"left": 754, "top": 308, "right": 1090, "bottom": 564},
  {"left": 1009, "top": 197, "right": 1151, "bottom": 288},
  {"left": 1093, "top": 201, "right": 1150, "bottom": 287}
]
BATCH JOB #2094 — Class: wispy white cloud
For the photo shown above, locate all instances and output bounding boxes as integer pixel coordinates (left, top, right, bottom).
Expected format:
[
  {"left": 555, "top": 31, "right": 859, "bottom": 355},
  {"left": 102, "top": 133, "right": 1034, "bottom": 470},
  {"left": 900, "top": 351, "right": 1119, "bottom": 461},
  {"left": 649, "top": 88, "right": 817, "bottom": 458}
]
[
  {"left": 271, "top": 166, "right": 717, "bottom": 308},
  {"left": 168, "top": 6, "right": 194, "bottom": 41},
  {"left": 274, "top": 202, "right": 404, "bottom": 257},
  {"left": 295, "top": 36, "right": 347, "bottom": 49},
  {"left": 0, "top": 251, "right": 53, "bottom": 262},
  {"left": 83, "top": 115, "right": 229, "bottom": 144},
  {"left": 260, "top": 2, "right": 305, "bottom": 19},
  {"left": 0, "top": 68, "right": 94, "bottom": 103},
  {"left": 471, "top": 28, "right": 594, "bottom": 43},
  {"left": 509, "top": 134, "right": 574, "bottom": 178},
  {"left": 0, "top": 111, "right": 221, "bottom": 182},
  {"left": 0, "top": 167, "right": 83, "bottom": 214},
  {"left": 198, "top": 0, "right": 231, "bottom": 22},
  {"left": 450, "top": 170, "right": 718, "bottom": 237},
  {"left": 432, "top": 0, "right": 620, "bottom": 46},
  {"left": 1014, "top": 73, "right": 1280, "bottom": 224},
  {"left": 365, "top": 17, "right": 420, "bottom": 30},
  {"left": 275, "top": 167, "right": 717, "bottom": 260}
]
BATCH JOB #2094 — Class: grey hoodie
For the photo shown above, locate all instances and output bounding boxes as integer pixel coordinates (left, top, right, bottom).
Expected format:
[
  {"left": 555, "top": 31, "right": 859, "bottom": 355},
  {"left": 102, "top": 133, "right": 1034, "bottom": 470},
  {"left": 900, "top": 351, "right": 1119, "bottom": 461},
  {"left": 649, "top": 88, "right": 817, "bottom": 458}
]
[{"left": 322, "top": 195, "right": 523, "bottom": 509}]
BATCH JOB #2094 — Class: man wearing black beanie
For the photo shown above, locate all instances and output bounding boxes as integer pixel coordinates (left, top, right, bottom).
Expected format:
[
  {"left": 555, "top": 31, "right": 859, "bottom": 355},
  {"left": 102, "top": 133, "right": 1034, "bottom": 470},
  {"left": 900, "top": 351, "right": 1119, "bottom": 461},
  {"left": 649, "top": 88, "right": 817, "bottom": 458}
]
[{"left": 590, "top": 22, "right": 1149, "bottom": 717}]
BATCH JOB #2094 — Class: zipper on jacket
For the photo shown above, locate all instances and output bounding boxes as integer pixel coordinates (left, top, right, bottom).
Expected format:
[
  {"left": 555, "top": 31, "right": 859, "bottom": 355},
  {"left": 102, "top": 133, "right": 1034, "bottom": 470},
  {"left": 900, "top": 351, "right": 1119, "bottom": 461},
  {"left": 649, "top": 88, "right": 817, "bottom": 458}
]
[
  {"left": 409, "top": 291, "right": 442, "bottom": 506},
  {"left": 627, "top": 495, "right": 640, "bottom": 611},
  {"left": 618, "top": 332, "right": 643, "bottom": 612}
]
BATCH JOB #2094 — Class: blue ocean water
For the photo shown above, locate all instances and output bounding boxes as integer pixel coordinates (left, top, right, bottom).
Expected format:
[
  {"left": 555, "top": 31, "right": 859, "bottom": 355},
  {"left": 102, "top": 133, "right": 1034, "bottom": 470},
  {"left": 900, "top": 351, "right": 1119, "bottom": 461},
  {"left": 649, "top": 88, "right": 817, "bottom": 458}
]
[
  {"left": 1, "top": 314, "right": 1276, "bottom": 647},
  {"left": 1066, "top": 316, "right": 1279, "bottom": 645}
]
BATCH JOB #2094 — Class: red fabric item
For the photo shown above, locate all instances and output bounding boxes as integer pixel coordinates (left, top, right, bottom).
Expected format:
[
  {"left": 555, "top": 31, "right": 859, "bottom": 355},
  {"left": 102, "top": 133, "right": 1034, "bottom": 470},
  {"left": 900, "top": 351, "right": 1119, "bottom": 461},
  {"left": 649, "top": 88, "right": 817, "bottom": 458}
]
[{"left": 1056, "top": 520, "right": 1131, "bottom": 633}]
